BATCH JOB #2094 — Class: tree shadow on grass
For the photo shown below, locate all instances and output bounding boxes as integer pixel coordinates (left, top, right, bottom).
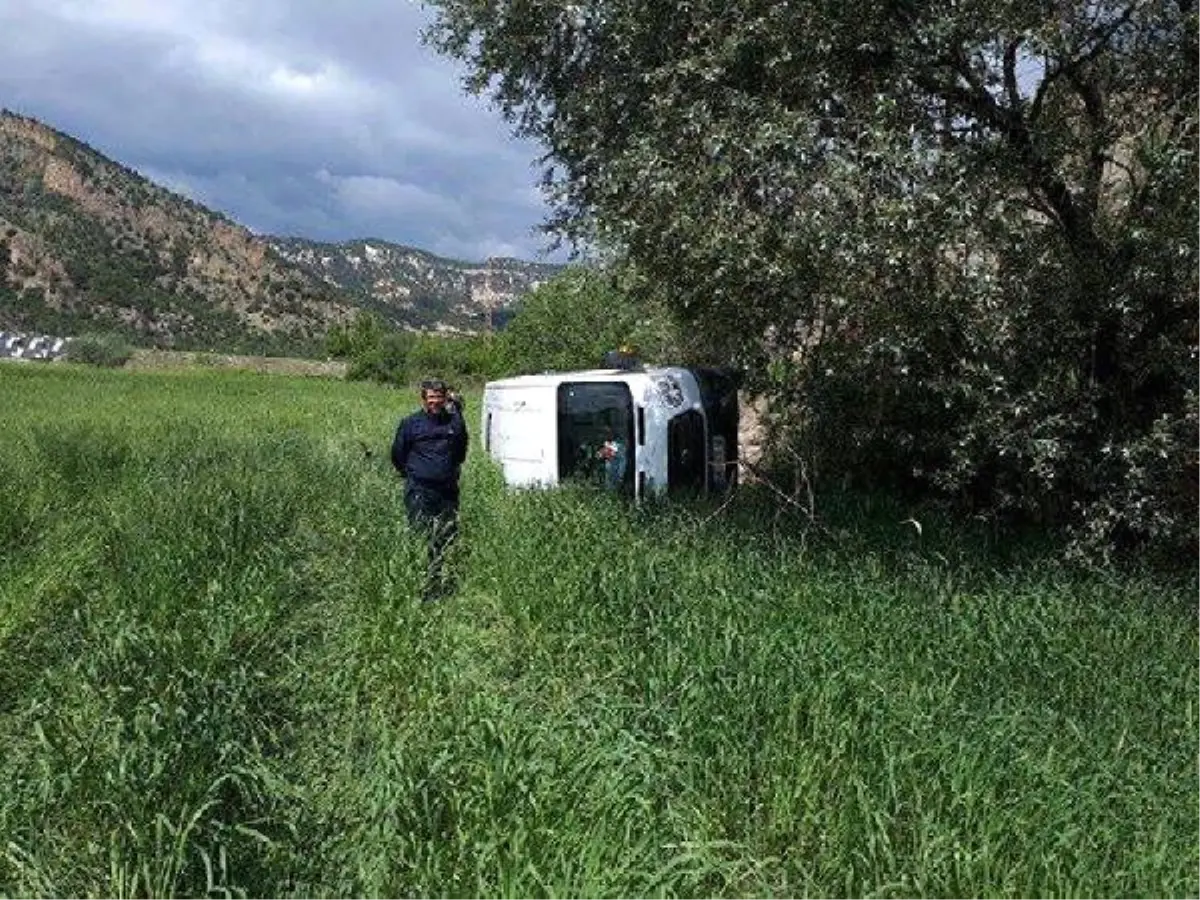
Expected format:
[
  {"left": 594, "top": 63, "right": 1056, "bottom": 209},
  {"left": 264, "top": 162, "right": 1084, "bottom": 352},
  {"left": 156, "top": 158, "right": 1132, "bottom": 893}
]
[{"left": 628, "top": 481, "right": 1196, "bottom": 598}]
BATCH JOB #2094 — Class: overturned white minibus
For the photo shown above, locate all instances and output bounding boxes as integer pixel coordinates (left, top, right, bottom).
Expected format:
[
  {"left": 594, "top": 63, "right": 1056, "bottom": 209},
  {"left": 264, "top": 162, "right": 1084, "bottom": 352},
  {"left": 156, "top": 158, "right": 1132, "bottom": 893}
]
[{"left": 481, "top": 364, "right": 739, "bottom": 498}]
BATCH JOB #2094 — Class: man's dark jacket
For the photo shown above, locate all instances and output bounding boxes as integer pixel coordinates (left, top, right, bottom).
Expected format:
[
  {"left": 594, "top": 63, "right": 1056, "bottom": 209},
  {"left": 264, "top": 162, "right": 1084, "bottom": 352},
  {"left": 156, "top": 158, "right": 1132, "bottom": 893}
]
[{"left": 391, "top": 404, "right": 469, "bottom": 495}]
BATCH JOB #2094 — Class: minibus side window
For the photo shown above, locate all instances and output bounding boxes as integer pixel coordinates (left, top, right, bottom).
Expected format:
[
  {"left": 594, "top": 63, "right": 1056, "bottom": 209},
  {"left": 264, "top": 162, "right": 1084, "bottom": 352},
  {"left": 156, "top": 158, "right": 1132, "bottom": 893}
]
[{"left": 667, "top": 410, "right": 706, "bottom": 494}]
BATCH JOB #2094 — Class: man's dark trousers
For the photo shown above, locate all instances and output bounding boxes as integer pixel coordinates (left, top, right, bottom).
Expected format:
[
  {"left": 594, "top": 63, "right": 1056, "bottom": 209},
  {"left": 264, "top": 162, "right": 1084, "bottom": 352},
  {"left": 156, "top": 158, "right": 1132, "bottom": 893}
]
[{"left": 405, "top": 481, "right": 459, "bottom": 598}]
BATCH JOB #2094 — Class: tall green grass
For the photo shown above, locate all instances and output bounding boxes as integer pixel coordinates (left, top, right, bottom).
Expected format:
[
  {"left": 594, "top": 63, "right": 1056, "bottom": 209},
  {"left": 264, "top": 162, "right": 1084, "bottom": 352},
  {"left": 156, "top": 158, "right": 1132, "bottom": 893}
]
[{"left": 1, "top": 363, "right": 1195, "bottom": 898}]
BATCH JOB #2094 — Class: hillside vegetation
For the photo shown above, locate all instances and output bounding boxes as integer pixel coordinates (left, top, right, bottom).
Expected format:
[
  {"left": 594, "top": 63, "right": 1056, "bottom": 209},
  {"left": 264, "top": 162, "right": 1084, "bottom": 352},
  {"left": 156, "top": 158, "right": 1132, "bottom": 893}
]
[
  {"left": 322, "top": 266, "right": 681, "bottom": 388},
  {"left": 269, "top": 236, "right": 562, "bottom": 333},
  {"left": 1, "top": 364, "right": 1194, "bottom": 898},
  {"left": 0, "top": 112, "right": 355, "bottom": 356},
  {"left": 0, "top": 111, "right": 558, "bottom": 353}
]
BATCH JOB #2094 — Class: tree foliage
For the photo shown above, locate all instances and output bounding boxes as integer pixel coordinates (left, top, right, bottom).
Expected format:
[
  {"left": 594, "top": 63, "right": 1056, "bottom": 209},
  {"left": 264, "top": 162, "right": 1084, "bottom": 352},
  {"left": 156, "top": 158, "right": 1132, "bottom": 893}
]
[
  {"left": 327, "top": 311, "right": 506, "bottom": 386},
  {"left": 426, "top": 0, "right": 1198, "bottom": 561},
  {"left": 496, "top": 265, "right": 680, "bottom": 373},
  {"left": 328, "top": 269, "right": 682, "bottom": 385}
]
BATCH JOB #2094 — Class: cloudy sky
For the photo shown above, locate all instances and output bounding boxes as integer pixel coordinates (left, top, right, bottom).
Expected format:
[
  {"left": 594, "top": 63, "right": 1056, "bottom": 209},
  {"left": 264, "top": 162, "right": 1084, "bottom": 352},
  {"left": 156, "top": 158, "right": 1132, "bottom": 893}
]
[{"left": 0, "top": 0, "right": 568, "bottom": 263}]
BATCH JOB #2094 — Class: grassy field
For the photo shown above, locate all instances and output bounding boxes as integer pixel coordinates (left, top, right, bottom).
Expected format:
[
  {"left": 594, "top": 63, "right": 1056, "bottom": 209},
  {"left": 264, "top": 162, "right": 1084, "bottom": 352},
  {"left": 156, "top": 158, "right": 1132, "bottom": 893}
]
[{"left": 1, "top": 362, "right": 1195, "bottom": 898}]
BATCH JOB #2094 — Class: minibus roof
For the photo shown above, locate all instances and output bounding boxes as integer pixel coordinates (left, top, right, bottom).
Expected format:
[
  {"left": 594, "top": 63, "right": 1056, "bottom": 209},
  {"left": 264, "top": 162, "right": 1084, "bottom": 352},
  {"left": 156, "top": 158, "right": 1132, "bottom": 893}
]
[{"left": 486, "top": 367, "right": 690, "bottom": 390}]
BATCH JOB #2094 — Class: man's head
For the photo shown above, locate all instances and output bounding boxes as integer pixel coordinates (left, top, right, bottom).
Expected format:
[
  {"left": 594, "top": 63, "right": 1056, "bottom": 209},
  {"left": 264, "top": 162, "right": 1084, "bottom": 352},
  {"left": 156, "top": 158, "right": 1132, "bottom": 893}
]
[{"left": 420, "top": 378, "right": 449, "bottom": 416}]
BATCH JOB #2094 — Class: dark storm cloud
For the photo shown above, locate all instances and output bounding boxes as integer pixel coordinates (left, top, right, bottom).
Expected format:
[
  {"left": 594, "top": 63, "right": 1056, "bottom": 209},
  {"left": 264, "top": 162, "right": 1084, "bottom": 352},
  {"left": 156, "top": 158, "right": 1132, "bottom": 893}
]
[{"left": 0, "top": 0, "right": 563, "bottom": 262}]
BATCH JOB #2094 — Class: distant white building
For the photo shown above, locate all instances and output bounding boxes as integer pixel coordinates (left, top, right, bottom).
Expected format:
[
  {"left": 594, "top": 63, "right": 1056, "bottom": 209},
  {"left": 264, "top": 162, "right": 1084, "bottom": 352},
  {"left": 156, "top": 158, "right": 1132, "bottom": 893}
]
[{"left": 0, "top": 331, "right": 72, "bottom": 361}]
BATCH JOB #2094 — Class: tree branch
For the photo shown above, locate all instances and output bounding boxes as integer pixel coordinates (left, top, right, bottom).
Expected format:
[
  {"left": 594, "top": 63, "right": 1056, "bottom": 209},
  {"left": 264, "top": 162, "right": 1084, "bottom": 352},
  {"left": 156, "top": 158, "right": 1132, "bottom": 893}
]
[
  {"left": 1066, "top": 69, "right": 1107, "bottom": 214},
  {"left": 914, "top": 63, "right": 1100, "bottom": 259},
  {"left": 1003, "top": 37, "right": 1022, "bottom": 111},
  {"left": 1030, "top": 2, "right": 1137, "bottom": 125}
]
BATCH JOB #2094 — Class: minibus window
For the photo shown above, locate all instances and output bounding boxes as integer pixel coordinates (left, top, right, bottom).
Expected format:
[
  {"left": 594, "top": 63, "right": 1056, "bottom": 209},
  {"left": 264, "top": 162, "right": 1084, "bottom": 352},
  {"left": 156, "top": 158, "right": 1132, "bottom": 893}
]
[
  {"left": 557, "top": 382, "right": 635, "bottom": 494},
  {"left": 667, "top": 410, "right": 706, "bottom": 495},
  {"left": 695, "top": 367, "right": 740, "bottom": 490}
]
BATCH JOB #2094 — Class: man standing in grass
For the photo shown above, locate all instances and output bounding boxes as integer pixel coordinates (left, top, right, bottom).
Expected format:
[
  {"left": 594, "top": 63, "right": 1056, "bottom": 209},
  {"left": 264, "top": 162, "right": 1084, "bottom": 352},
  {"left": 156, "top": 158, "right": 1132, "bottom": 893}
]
[{"left": 391, "top": 378, "right": 469, "bottom": 601}]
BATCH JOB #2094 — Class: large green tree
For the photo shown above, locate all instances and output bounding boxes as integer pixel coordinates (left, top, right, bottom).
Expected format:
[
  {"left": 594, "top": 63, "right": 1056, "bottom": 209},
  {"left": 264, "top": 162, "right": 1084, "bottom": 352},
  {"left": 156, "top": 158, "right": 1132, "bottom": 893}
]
[
  {"left": 497, "top": 265, "right": 681, "bottom": 374},
  {"left": 427, "top": 0, "right": 1197, "bottom": 558}
]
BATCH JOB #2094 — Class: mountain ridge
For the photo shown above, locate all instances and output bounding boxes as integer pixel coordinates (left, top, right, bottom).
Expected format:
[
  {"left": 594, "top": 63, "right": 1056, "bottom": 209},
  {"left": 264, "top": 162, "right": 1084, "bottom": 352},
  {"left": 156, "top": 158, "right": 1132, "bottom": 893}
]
[
  {"left": 0, "top": 109, "right": 561, "bottom": 353},
  {"left": 267, "top": 234, "right": 562, "bottom": 333}
]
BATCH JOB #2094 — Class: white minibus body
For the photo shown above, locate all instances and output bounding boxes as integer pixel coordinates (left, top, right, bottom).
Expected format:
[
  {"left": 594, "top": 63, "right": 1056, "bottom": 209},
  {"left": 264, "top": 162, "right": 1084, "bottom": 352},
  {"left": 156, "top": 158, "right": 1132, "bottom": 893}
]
[{"left": 481, "top": 365, "right": 739, "bottom": 498}]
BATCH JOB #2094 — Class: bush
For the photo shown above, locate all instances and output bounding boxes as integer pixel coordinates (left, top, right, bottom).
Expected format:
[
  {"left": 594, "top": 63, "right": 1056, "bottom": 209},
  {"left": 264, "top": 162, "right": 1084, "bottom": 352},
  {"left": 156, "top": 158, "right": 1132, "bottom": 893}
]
[
  {"left": 495, "top": 266, "right": 681, "bottom": 375},
  {"left": 332, "top": 312, "right": 512, "bottom": 387},
  {"left": 761, "top": 234, "right": 1198, "bottom": 568},
  {"left": 66, "top": 334, "right": 133, "bottom": 368},
  {"left": 328, "top": 267, "right": 686, "bottom": 388}
]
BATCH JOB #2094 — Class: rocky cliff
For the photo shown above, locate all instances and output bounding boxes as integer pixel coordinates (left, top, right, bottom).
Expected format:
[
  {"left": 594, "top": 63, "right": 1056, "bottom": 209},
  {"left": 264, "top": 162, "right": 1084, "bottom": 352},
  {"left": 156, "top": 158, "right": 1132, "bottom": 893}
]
[
  {"left": 0, "top": 110, "right": 563, "bottom": 353},
  {"left": 268, "top": 236, "right": 563, "bottom": 333},
  {"left": 0, "top": 111, "right": 356, "bottom": 355}
]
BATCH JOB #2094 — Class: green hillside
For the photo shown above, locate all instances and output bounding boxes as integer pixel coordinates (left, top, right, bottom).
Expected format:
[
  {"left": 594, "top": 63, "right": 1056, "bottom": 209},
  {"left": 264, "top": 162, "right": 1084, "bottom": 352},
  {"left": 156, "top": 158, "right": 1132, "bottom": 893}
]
[{"left": 0, "top": 111, "right": 356, "bottom": 356}]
